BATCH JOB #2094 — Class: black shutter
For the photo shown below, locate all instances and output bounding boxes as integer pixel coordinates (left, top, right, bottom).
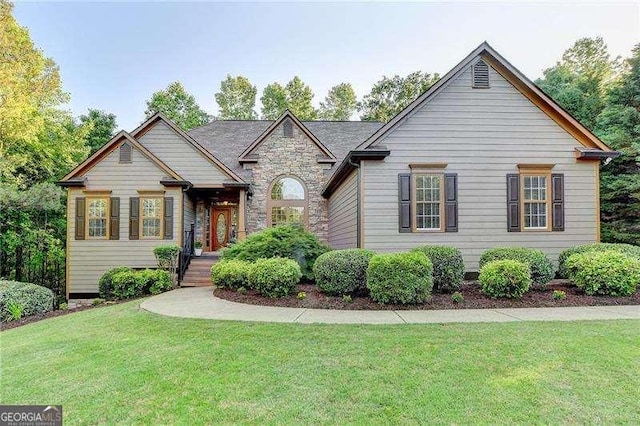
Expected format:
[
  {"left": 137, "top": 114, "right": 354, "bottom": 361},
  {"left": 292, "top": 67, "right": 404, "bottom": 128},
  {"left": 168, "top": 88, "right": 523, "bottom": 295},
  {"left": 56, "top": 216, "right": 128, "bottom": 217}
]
[
  {"left": 398, "top": 174, "right": 411, "bottom": 233},
  {"left": 551, "top": 173, "right": 565, "bottom": 231},
  {"left": 109, "top": 197, "right": 120, "bottom": 240},
  {"left": 163, "top": 197, "right": 174, "bottom": 239},
  {"left": 507, "top": 174, "right": 521, "bottom": 232},
  {"left": 75, "top": 197, "right": 86, "bottom": 240},
  {"left": 444, "top": 173, "right": 458, "bottom": 232},
  {"left": 129, "top": 197, "right": 139, "bottom": 240}
]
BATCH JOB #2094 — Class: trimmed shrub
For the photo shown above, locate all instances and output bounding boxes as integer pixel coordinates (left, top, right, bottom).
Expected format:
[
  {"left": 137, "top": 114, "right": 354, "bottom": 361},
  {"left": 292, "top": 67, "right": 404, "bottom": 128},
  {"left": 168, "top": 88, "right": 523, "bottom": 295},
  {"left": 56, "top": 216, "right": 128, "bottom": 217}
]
[
  {"left": 479, "top": 247, "right": 554, "bottom": 289},
  {"left": 99, "top": 266, "right": 133, "bottom": 299},
  {"left": 138, "top": 269, "right": 173, "bottom": 295},
  {"left": 248, "top": 258, "right": 302, "bottom": 298},
  {"left": 222, "top": 225, "right": 330, "bottom": 280},
  {"left": 412, "top": 245, "right": 464, "bottom": 293},
  {"left": 99, "top": 267, "right": 173, "bottom": 300},
  {"left": 366, "top": 252, "right": 433, "bottom": 305},
  {"left": 565, "top": 250, "right": 640, "bottom": 296},
  {"left": 479, "top": 260, "right": 531, "bottom": 299},
  {"left": 313, "top": 249, "right": 376, "bottom": 296},
  {"left": 558, "top": 243, "right": 640, "bottom": 278},
  {"left": 211, "top": 260, "right": 252, "bottom": 290},
  {"left": 0, "top": 280, "right": 54, "bottom": 322}
]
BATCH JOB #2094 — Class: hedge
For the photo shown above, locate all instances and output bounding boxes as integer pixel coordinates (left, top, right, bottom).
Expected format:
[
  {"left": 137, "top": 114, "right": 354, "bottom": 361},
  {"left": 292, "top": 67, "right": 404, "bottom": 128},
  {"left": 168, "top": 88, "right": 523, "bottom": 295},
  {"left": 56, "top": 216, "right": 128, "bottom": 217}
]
[
  {"left": 211, "top": 260, "right": 252, "bottom": 290},
  {"left": 248, "top": 257, "right": 302, "bottom": 298},
  {"left": 222, "top": 225, "right": 329, "bottom": 280},
  {"left": 558, "top": 243, "right": 640, "bottom": 278},
  {"left": 99, "top": 267, "right": 173, "bottom": 300},
  {"left": 313, "top": 249, "right": 376, "bottom": 296},
  {"left": 565, "top": 250, "right": 640, "bottom": 296},
  {"left": 479, "top": 259, "right": 531, "bottom": 299},
  {"left": 412, "top": 245, "right": 464, "bottom": 293},
  {"left": 0, "top": 280, "right": 54, "bottom": 322},
  {"left": 366, "top": 252, "right": 433, "bottom": 304},
  {"left": 479, "top": 247, "right": 554, "bottom": 289}
]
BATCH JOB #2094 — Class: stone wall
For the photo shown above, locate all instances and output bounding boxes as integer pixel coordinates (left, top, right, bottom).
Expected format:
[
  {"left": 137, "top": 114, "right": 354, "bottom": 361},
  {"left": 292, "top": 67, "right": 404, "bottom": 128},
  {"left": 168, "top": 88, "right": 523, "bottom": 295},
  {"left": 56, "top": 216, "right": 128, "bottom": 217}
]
[{"left": 244, "top": 119, "right": 332, "bottom": 242}]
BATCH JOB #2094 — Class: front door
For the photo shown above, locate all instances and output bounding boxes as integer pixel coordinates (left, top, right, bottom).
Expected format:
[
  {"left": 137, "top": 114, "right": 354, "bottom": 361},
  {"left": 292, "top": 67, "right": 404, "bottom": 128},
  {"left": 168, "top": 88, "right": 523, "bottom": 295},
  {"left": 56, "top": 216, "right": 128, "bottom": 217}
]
[{"left": 211, "top": 207, "right": 231, "bottom": 251}]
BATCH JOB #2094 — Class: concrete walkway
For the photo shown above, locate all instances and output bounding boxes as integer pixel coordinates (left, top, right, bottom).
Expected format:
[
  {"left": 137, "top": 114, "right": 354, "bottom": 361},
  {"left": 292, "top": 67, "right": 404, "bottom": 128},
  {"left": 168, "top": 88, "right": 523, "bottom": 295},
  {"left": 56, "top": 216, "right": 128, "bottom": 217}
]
[{"left": 140, "top": 287, "right": 640, "bottom": 324}]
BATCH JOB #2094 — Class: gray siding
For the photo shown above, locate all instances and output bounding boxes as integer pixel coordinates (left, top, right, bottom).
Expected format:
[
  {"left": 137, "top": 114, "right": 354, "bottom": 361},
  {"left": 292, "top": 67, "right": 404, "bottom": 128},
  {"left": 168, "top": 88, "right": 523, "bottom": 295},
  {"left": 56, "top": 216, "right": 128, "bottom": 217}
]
[
  {"left": 67, "top": 146, "right": 181, "bottom": 293},
  {"left": 183, "top": 195, "right": 196, "bottom": 236},
  {"left": 138, "top": 121, "right": 230, "bottom": 186},
  {"left": 362, "top": 64, "right": 599, "bottom": 271},
  {"left": 328, "top": 170, "right": 358, "bottom": 249}
]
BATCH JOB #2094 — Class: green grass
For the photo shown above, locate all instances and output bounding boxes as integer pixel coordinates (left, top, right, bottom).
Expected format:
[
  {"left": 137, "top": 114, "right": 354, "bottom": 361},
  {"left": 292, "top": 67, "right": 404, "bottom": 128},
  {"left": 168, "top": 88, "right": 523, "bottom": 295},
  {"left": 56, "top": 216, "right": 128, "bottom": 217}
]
[{"left": 2, "top": 302, "right": 639, "bottom": 424}]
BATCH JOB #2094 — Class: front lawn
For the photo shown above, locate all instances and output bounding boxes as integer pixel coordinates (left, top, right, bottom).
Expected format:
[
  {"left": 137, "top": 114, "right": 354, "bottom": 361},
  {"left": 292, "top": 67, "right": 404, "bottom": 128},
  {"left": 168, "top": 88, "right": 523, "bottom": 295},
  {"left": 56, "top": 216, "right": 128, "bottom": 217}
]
[{"left": 2, "top": 302, "right": 639, "bottom": 424}]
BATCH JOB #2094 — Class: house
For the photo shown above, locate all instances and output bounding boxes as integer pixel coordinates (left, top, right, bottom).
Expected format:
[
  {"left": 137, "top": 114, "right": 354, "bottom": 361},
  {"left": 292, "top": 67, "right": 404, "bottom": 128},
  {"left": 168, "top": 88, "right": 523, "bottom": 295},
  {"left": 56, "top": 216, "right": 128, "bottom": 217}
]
[{"left": 59, "top": 42, "right": 616, "bottom": 297}]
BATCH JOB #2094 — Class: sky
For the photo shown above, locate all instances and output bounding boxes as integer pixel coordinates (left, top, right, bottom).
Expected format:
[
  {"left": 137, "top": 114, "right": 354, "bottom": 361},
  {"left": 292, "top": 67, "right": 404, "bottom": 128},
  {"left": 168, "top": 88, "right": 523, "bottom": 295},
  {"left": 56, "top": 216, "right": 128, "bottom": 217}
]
[{"left": 13, "top": 1, "right": 640, "bottom": 130}]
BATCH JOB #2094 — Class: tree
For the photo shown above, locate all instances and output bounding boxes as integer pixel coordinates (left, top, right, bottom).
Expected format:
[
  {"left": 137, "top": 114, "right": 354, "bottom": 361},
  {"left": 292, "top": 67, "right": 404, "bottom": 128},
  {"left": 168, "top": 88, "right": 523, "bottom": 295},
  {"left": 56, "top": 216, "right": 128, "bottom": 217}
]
[
  {"left": 595, "top": 44, "right": 640, "bottom": 245},
  {"left": 319, "top": 83, "right": 357, "bottom": 120},
  {"left": 214, "top": 75, "right": 257, "bottom": 120},
  {"left": 260, "top": 77, "right": 317, "bottom": 120},
  {"left": 535, "top": 37, "right": 620, "bottom": 131},
  {"left": 0, "top": 0, "right": 89, "bottom": 188},
  {"left": 359, "top": 71, "right": 440, "bottom": 122},
  {"left": 144, "top": 81, "right": 210, "bottom": 131},
  {"left": 79, "top": 109, "right": 117, "bottom": 154}
]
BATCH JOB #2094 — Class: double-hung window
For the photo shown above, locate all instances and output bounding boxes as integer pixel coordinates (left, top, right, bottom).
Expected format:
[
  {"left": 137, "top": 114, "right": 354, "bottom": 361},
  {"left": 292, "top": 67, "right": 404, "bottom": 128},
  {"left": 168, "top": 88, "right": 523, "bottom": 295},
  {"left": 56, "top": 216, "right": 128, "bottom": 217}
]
[
  {"left": 413, "top": 174, "right": 444, "bottom": 231},
  {"left": 87, "top": 198, "right": 109, "bottom": 238},
  {"left": 140, "top": 197, "right": 162, "bottom": 238}
]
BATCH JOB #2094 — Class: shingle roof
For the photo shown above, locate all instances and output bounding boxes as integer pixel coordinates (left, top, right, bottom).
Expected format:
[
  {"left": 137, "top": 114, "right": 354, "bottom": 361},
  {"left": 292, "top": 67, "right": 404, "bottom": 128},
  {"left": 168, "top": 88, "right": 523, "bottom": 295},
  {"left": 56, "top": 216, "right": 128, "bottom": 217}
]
[{"left": 188, "top": 120, "right": 384, "bottom": 182}]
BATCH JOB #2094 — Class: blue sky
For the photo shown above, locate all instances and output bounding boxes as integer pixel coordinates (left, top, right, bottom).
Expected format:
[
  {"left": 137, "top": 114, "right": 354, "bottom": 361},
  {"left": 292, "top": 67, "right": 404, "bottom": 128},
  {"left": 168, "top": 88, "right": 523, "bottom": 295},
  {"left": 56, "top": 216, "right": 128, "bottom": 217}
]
[{"left": 14, "top": 1, "right": 640, "bottom": 130}]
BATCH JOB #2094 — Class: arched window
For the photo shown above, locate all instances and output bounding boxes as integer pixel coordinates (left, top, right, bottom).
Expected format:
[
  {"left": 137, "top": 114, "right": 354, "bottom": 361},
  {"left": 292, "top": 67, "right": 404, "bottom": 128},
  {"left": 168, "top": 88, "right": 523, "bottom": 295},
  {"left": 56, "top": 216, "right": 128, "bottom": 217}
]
[{"left": 267, "top": 176, "right": 307, "bottom": 227}]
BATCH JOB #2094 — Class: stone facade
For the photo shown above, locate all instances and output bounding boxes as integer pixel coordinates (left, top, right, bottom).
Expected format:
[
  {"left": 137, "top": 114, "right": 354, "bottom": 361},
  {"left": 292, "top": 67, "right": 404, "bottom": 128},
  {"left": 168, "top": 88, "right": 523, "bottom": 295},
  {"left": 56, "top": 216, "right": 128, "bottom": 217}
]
[{"left": 244, "top": 119, "right": 333, "bottom": 241}]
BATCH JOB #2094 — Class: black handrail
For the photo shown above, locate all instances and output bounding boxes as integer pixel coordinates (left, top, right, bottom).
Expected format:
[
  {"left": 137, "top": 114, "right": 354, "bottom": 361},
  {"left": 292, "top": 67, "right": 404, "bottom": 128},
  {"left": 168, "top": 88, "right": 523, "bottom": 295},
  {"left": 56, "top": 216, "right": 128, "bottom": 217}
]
[{"left": 178, "top": 223, "right": 195, "bottom": 284}]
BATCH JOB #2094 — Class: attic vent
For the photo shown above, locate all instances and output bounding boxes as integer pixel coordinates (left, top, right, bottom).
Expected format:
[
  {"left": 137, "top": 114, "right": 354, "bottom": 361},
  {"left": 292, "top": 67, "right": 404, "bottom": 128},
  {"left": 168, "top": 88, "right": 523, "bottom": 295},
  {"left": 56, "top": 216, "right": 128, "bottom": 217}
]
[
  {"left": 119, "top": 142, "right": 132, "bottom": 163},
  {"left": 283, "top": 119, "right": 293, "bottom": 138},
  {"left": 472, "top": 60, "right": 490, "bottom": 88}
]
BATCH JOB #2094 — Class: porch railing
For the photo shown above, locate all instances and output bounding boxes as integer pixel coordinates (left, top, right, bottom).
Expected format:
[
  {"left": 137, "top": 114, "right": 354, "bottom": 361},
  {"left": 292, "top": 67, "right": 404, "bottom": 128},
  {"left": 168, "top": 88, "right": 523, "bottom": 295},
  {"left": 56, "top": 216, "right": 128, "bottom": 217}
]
[{"left": 178, "top": 223, "right": 195, "bottom": 284}]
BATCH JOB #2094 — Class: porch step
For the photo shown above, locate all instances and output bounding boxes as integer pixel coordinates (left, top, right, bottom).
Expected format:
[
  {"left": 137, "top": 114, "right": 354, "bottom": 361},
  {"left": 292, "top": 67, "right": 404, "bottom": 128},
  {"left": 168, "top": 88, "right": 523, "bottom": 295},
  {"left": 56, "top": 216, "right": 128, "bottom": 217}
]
[{"left": 181, "top": 253, "right": 220, "bottom": 287}]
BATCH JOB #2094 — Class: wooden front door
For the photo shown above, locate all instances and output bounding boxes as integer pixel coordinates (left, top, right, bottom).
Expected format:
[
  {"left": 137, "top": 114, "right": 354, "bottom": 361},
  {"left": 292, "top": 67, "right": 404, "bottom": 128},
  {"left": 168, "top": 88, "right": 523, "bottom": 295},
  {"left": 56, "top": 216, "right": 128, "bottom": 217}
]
[{"left": 211, "top": 207, "right": 231, "bottom": 251}]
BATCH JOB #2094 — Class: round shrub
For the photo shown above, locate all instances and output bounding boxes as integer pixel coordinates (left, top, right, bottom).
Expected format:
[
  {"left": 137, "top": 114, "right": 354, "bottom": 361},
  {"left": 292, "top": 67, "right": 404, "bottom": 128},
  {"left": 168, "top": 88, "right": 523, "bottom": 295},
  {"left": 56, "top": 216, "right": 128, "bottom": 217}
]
[
  {"left": 479, "top": 247, "right": 554, "bottom": 289},
  {"left": 248, "top": 258, "right": 302, "bottom": 298},
  {"left": 412, "top": 245, "right": 464, "bottom": 293},
  {"left": 99, "top": 266, "right": 134, "bottom": 299},
  {"left": 558, "top": 243, "right": 640, "bottom": 278},
  {"left": 313, "top": 249, "right": 376, "bottom": 296},
  {"left": 138, "top": 269, "right": 173, "bottom": 295},
  {"left": 211, "top": 260, "right": 252, "bottom": 290},
  {"left": 366, "top": 252, "right": 433, "bottom": 305},
  {"left": 222, "top": 225, "right": 330, "bottom": 280},
  {"left": 479, "top": 259, "right": 531, "bottom": 299},
  {"left": 565, "top": 250, "right": 640, "bottom": 296},
  {"left": 111, "top": 270, "right": 145, "bottom": 300},
  {"left": 0, "top": 280, "right": 54, "bottom": 322}
]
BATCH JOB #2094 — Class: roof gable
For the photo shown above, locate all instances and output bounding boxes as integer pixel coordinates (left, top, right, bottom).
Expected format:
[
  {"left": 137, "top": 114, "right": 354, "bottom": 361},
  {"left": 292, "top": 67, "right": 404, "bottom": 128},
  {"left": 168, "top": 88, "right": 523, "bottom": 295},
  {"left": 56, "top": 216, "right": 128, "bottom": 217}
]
[
  {"left": 355, "top": 42, "right": 612, "bottom": 153},
  {"left": 238, "top": 110, "right": 337, "bottom": 163},
  {"left": 61, "top": 131, "right": 182, "bottom": 181},
  {"left": 132, "top": 113, "right": 246, "bottom": 183}
]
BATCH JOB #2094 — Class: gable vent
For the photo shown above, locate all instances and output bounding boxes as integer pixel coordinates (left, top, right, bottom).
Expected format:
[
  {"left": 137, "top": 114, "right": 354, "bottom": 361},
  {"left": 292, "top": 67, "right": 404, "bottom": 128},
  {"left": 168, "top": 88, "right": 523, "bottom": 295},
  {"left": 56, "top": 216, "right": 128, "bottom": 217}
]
[
  {"left": 472, "top": 59, "right": 490, "bottom": 88},
  {"left": 119, "top": 142, "right": 132, "bottom": 163},
  {"left": 283, "top": 119, "right": 293, "bottom": 138}
]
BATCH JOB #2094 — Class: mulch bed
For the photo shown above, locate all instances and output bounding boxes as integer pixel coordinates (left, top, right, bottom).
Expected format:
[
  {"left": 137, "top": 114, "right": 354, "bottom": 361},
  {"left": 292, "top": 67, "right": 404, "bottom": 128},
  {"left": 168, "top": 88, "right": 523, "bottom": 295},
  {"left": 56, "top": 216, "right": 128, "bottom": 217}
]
[{"left": 214, "top": 280, "right": 640, "bottom": 310}]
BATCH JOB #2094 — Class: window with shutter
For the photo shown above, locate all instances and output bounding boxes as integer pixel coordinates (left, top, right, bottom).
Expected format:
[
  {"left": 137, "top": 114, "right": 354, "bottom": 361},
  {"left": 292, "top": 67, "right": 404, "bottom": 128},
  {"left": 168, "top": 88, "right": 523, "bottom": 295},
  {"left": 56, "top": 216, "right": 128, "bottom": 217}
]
[
  {"left": 509, "top": 165, "right": 563, "bottom": 232},
  {"left": 472, "top": 59, "right": 490, "bottom": 88}
]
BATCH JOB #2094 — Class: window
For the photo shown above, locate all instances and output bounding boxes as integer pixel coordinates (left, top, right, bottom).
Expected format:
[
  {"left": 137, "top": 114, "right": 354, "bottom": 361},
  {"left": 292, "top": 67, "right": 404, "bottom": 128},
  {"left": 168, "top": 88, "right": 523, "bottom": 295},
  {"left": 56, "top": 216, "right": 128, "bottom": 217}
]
[
  {"left": 267, "top": 176, "right": 306, "bottom": 227},
  {"left": 522, "top": 174, "right": 550, "bottom": 230},
  {"left": 413, "top": 174, "right": 444, "bottom": 231},
  {"left": 141, "top": 197, "right": 162, "bottom": 238},
  {"left": 87, "top": 198, "right": 109, "bottom": 238}
]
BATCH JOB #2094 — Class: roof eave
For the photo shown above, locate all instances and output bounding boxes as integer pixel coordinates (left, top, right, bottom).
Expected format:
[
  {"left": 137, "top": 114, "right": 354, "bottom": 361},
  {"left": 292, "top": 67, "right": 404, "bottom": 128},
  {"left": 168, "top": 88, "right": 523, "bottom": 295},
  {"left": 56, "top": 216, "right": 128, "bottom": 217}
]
[
  {"left": 57, "top": 177, "right": 87, "bottom": 188},
  {"left": 575, "top": 148, "right": 621, "bottom": 161},
  {"left": 321, "top": 149, "right": 390, "bottom": 198}
]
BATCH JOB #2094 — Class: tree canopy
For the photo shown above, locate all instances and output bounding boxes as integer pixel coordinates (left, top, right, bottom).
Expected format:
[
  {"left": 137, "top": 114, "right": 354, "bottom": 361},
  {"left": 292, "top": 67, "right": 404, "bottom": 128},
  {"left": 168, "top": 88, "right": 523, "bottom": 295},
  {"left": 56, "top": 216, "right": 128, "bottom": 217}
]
[
  {"left": 260, "top": 77, "right": 317, "bottom": 120},
  {"left": 214, "top": 75, "right": 257, "bottom": 120},
  {"left": 319, "top": 83, "right": 357, "bottom": 120},
  {"left": 358, "top": 71, "right": 440, "bottom": 122},
  {"left": 79, "top": 109, "right": 118, "bottom": 154},
  {"left": 145, "top": 81, "right": 211, "bottom": 131}
]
